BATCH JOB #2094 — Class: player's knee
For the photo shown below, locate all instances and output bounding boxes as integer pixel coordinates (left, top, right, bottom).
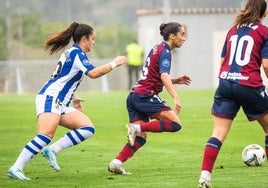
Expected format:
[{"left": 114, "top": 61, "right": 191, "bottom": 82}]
[{"left": 171, "top": 122, "right": 181, "bottom": 132}]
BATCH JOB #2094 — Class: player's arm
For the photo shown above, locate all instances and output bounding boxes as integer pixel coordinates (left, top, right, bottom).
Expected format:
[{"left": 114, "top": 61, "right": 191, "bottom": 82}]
[
  {"left": 161, "top": 72, "right": 181, "bottom": 114},
  {"left": 87, "top": 56, "right": 127, "bottom": 79},
  {"left": 262, "top": 58, "right": 268, "bottom": 79}
]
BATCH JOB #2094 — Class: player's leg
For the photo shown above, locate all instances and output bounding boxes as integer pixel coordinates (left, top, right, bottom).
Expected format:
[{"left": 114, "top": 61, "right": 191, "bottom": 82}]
[
  {"left": 53, "top": 109, "right": 94, "bottom": 151},
  {"left": 42, "top": 109, "right": 94, "bottom": 170},
  {"left": 137, "top": 109, "right": 181, "bottom": 132},
  {"left": 126, "top": 95, "right": 182, "bottom": 146},
  {"left": 127, "top": 110, "right": 182, "bottom": 146},
  {"left": 108, "top": 129, "right": 147, "bottom": 175},
  {"left": 8, "top": 113, "right": 60, "bottom": 180},
  {"left": 199, "top": 80, "right": 238, "bottom": 187},
  {"left": 257, "top": 113, "right": 268, "bottom": 157},
  {"left": 238, "top": 85, "right": 268, "bottom": 160},
  {"left": 199, "top": 116, "right": 232, "bottom": 186},
  {"left": 109, "top": 93, "right": 182, "bottom": 175},
  {"left": 116, "top": 112, "right": 182, "bottom": 175},
  {"left": 109, "top": 93, "right": 149, "bottom": 174}
]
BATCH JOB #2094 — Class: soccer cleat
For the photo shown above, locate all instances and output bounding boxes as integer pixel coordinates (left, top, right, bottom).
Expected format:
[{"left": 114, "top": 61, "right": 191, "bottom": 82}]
[
  {"left": 198, "top": 179, "right": 212, "bottom": 188},
  {"left": 41, "top": 147, "right": 60, "bottom": 171},
  {"left": 108, "top": 160, "right": 131, "bottom": 175},
  {"left": 126, "top": 123, "right": 137, "bottom": 146},
  {"left": 7, "top": 167, "right": 31, "bottom": 181}
]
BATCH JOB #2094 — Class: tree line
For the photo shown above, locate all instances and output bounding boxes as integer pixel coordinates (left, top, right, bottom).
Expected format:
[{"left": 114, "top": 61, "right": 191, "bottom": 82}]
[{"left": 0, "top": 13, "right": 136, "bottom": 60}]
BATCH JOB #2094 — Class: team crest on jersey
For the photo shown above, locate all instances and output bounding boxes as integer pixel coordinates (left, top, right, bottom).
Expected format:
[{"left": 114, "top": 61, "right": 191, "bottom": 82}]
[
  {"left": 162, "top": 59, "right": 170, "bottom": 67},
  {"left": 82, "top": 59, "right": 90, "bottom": 66}
]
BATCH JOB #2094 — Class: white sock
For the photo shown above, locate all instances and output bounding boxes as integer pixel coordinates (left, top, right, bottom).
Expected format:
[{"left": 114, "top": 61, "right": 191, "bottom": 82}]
[
  {"left": 12, "top": 134, "right": 51, "bottom": 170},
  {"left": 133, "top": 124, "right": 141, "bottom": 132},
  {"left": 112, "top": 159, "right": 122, "bottom": 164},
  {"left": 200, "top": 170, "right": 211, "bottom": 181},
  {"left": 50, "top": 126, "right": 94, "bottom": 154}
]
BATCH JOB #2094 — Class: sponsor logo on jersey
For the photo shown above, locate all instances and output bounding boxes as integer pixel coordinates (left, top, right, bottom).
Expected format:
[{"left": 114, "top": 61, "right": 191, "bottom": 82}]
[
  {"left": 82, "top": 59, "right": 90, "bottom": 66},
  {"left": 162, "top": 59, "right": 170, "bottom": 67},
  {"left": 220, "top": 71, "right": 249, "bottom": 80}
]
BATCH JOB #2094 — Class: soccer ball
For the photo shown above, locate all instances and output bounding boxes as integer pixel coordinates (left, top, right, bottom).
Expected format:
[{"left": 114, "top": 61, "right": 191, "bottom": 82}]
[{"left": 242, "top": 144, "right": 266, "bottom": 166}]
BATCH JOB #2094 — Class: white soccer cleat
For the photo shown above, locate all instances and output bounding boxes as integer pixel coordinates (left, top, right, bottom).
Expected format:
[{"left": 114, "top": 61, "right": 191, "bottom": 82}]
[
  {"left": 108, "top": 159, "right": 131, "bottom": 175},
  {"left": 126, "top": 123, "right": 137, "bottom": 146},
  {"left": 41, "top": 147, "right": 60, "bottom": 171},
  {"left": 198, "top": 178, "right": 212, "bottom": 188},
  {"left": 7, "top": 167, "right": 31, "bottom": 181}
]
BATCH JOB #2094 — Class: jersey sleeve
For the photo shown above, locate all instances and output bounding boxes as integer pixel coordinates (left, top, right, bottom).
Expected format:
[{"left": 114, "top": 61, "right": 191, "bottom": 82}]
[
  {"left": 261, "top": 37, "right": 268, "bottom": 59},
  {"left": 76, "top": 52, "right": 95, "bottom": 75},
  {"left": 159, "top": 49, "right": 171, "bottom": 74}
]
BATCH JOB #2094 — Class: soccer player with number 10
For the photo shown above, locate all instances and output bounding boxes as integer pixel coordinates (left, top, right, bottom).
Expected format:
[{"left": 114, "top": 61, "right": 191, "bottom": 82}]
[{"left": 198, "top": 0, "right": 268, "bottom": 187}]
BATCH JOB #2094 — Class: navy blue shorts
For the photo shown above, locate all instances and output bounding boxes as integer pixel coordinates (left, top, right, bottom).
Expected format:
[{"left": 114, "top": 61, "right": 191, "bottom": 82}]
[
  {"left": 126, "top": 92, "right": 171, "bottom": 122},
  {"left": 212, "top": 79, "right": 268, "bottom": 121}
]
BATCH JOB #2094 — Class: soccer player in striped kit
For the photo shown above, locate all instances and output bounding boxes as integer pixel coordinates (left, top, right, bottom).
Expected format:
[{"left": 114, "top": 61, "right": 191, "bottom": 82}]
[
  {"left": 7, "top": 22, "right": 127, "bottom": 180},
  {"left": 108, "top": 22, "right": 191, "bottom": 175},
  {"left": 198, "top": 0, "right": 268, "bottom": 187}
]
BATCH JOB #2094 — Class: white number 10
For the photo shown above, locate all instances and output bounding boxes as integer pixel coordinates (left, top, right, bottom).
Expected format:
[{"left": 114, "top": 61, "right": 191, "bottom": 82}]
[{"left": 228, "top": 35, "right": 254, "bottom": 66}]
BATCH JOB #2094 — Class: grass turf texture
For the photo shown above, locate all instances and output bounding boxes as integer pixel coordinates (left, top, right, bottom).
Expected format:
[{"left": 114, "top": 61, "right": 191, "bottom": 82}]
[{"left": 0, "top": 90, "right": 266, "bottom": 188}]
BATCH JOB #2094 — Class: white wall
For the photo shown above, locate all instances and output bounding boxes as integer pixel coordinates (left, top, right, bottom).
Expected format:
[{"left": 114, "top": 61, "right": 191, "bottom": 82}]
[
  {"left": 137, "top": 10, "right": 268, "bottom": 89},
  {"left": 137, "top": 10, "right": 235, "bottom": 89}
]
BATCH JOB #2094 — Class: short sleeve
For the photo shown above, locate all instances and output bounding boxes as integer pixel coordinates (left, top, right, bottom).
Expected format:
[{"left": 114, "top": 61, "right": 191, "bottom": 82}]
[
  {"left": 261, "top": 37, "right": 268, "bottom": 59},
  {"left": 75, "top": 52, "right": 95, "bottom": 75},
  {"left": 159, "top": 49, "right": 171, "bottom": 74}
]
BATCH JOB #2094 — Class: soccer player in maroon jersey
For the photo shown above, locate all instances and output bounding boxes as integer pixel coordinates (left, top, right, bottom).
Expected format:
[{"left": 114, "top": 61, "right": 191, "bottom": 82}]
[
  {"left": 198, "top": 0, "right": 268, "bottom": 187},
  {"left": 108, "top": 22, "right": 191, "bottom": 175}
]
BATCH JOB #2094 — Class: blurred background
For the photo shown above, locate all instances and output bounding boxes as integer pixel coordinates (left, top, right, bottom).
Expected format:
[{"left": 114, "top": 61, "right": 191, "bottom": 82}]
[{"left": 0, "top": 0, "right": 257, "bottom": 93}]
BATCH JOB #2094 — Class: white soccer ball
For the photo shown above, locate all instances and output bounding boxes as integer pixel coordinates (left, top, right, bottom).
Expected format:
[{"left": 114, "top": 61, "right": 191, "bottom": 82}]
[{"left": 242, "top": 144, "right": 266, "bottom": 166}]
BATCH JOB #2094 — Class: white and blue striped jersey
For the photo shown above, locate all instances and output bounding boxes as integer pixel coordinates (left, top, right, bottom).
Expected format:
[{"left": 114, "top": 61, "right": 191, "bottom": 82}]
[{"left": 38, "top": 44, "right": 95, "bottom": 106}]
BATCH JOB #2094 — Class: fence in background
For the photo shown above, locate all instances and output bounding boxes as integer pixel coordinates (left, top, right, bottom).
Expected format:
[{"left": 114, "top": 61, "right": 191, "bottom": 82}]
[{"left": 0, "top": 59, "right": 128, "bottom": 93}]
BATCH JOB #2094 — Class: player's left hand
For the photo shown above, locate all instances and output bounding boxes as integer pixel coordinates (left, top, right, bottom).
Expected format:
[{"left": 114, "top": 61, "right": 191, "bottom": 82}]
[
  {"left": 72, "top": 95, "right": 85, "bottom": 112},
  {"left": 174, "top": 75, "right": 191, "bottom": 85}
]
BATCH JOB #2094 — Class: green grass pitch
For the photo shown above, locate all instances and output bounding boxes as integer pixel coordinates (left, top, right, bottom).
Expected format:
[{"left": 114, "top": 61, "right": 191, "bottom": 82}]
[{"left": 0, "top": 90, "right": 267, "bottom": 188}]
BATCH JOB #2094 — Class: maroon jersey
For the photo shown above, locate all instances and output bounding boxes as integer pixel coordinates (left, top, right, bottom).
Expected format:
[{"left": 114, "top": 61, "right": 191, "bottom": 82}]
[
  {"left": 219, "top": 22, "right": 268, "bottom": 87},
  {"left": 133, "top": 42, "right": 172, "bottom": 95}
]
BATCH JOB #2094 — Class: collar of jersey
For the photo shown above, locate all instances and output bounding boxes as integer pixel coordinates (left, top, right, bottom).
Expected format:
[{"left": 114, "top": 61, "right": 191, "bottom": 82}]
[{"left": 72, "top": 43, "right": 82, "bottom": 51}]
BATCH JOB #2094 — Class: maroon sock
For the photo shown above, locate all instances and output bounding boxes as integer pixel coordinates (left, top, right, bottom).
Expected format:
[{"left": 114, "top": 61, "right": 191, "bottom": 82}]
[
  {"left": 116, "top": 136, "right": 146, "bottom": 162},
  {"left": 201, "top": 137, "right": 222, "bottom": 172},
  {"left": 201, "top": 146, "right": 220, "bottom": 172},
  {"left": 140, "top": 119, "right": 181, "bottom": 132}
]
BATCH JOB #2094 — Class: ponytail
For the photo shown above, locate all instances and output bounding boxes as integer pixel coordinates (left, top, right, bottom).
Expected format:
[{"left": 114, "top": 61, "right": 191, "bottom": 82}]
[{"left": 44, "top": 22, "right": 94, "bottom": 55}]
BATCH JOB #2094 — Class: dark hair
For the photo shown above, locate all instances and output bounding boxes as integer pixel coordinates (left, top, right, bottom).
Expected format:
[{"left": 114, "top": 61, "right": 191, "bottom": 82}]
[
  {"left": 44, "top": 22, "right": 94, "bottom": 55},
  {"left": 235, "top": 0, "right": 267, "bottom": 26},
  {"left": 160, "top": 22, "right": 182, "bottom": 41}
]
